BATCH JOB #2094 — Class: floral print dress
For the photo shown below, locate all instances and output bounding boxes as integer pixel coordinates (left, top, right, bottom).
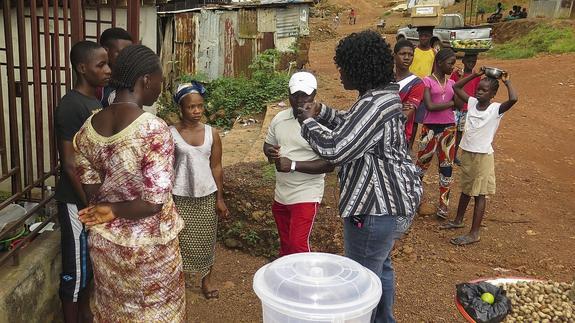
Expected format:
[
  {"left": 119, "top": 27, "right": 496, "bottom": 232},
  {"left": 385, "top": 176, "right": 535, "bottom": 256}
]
[{"left": 74, "top": 112, "right": 185, "bottom": 322}]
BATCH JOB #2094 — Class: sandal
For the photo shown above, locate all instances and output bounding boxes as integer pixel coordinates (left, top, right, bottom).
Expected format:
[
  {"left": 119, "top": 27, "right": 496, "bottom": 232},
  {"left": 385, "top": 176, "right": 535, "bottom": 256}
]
[
  {"left": 439, "top": 221, "right": 465, "bottom": 230},
  {"left": 450, "top": 234, "right": 481, "bottom": 246}
]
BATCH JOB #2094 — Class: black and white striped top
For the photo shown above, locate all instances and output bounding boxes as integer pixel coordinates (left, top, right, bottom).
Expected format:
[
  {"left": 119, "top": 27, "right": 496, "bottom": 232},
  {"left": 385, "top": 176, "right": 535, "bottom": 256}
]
[{"left": 301, "top": 84, "right": 422, "bottom": 232}]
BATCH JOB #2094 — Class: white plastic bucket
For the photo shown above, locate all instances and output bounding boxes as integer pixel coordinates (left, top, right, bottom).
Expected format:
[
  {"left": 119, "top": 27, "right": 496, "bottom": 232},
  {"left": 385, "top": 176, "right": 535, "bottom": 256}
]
[{"left": 253, "top": 252, "right": 382, "bottom": 323}]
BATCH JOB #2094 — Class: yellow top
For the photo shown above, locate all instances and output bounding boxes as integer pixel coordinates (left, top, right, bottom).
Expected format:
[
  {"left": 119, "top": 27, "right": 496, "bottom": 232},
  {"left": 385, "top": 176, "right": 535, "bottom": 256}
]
[{"left": 409, "top": 47, "right": 435, "bottom": 78}]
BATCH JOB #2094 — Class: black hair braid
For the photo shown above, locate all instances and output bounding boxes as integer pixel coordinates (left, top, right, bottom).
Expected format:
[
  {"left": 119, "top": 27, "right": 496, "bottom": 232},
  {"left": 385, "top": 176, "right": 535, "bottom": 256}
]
[
  {"left": 434, "top": 48, "right": 456, "bottom": 64},
  {"left": 109, "top": 45, "right": 161, "bottom": 91},
  {"left": 334, "top": 30, "right": 395, "bottom": 92}
]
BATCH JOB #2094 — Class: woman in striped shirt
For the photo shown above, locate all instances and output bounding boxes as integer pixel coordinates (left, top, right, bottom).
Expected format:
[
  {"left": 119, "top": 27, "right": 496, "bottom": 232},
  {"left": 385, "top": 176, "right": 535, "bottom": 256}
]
[{"left": 296, "top": 30, "right": 422, "bottom": 323}]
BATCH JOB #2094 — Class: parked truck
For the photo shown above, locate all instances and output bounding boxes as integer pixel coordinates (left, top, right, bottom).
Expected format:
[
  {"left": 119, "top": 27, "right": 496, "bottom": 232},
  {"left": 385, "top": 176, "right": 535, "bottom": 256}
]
[{"left": 396, "top": 13, "right": 493, "bottom": 53}]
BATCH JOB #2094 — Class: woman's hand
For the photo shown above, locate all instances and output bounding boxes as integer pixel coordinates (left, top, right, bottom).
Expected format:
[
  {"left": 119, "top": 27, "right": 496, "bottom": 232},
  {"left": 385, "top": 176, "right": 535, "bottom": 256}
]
[
  {"left": 79, "top": 203, "right": 116, "bottom": 227},
  {"left": 296, "top": 102, "right": 321, "bottom": 124},
  {"left": 215, "top": 199, "right": 229, "bottom": 218}
]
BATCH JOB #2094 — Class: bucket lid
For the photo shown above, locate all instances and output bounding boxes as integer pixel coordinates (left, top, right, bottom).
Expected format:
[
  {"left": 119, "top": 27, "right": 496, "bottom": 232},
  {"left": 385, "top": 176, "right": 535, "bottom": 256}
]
[{"left": 253, "top": 252, "right": 382, "bottom": 321}]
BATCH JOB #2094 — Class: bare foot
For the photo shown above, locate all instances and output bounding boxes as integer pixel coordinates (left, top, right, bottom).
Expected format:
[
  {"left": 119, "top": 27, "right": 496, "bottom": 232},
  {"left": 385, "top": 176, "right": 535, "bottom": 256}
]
[
  {"left": 202, "top": 272, "right": 219, "bottom": 299},
  {"left": 450, "top": 233, "right": 481, "bottom": 246}
]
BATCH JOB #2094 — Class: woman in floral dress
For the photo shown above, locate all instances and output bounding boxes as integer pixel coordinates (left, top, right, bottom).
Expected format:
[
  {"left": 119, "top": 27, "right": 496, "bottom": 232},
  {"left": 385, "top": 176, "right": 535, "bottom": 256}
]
[{"left": 74, "top": 45, "right": 185, "bottom": 322}]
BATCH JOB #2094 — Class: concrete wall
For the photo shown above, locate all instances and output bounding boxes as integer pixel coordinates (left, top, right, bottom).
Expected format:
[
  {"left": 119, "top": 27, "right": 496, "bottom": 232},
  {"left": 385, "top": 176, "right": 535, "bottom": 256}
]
[{"left": 0, "top": 231, "right": 61, "bottom": 323}]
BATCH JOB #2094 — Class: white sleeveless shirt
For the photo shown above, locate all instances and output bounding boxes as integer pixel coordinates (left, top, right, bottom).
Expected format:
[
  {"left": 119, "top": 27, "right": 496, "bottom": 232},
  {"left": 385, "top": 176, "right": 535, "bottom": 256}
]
[{"left": 171, "top": 125, "right": 218, "bottom": 198}]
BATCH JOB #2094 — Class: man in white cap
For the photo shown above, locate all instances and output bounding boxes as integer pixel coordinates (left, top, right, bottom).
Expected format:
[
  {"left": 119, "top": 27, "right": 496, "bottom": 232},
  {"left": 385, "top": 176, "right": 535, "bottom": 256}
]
[{"left": 263, "top": 71, "right": 334, "bottom": 257}]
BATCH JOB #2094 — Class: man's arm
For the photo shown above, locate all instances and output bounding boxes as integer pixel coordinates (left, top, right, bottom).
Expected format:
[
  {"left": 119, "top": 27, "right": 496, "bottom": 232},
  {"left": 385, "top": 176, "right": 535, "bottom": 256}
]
[
  {"left": 58, "top": 140, "right": 88, "bottom": 206},
  {"left": 274, "top": 157, "right": 335, "bottom": 174},
  {"left": 498, "top": 76, "right": 518, "bottom": 114}
]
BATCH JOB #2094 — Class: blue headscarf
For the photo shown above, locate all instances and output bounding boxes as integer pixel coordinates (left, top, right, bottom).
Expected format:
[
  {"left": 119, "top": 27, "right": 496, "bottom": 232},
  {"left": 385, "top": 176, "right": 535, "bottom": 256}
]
[{"left": 173, "top": 81, "right": 207, "bottom": 105}]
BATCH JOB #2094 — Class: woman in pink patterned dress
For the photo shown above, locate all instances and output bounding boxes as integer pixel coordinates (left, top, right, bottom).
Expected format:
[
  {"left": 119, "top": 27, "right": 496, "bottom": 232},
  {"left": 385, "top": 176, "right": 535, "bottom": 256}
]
[{"left": 74, "top": 45, "right": 185, "bottom": 322}]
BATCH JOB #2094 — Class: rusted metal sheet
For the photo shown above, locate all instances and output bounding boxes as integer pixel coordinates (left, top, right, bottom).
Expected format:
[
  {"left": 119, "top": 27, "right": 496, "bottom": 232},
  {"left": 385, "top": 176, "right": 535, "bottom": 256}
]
[
  {"left": 257, "top": 8, "right": 275, "bottom": 33},
  {"left": 259, "top": 32, "right": 275, "bottom": 52},
  {"left": 233, "top": 38, "right": 255, "bottom": 77},
  {"left": 174, "top": 12, "right": 197, "bottom": 75},
  {"left": 222, "top": 15, "right": 235, "bottom": 77},
  {"left": 238, "top": 9, "right": 257, "bottom": 39}
]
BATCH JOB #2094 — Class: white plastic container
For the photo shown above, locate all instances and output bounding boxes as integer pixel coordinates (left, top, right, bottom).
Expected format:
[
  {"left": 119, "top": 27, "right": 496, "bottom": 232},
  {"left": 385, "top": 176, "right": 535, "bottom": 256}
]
[{"left": 253, "top": 252, "right": 382, "bottom": 323}]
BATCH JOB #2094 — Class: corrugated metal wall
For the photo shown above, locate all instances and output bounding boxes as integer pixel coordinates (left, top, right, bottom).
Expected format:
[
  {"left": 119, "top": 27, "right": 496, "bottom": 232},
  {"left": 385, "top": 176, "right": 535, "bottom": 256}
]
[
  {"left": 174, "top": 12, "right": 197, "bottom": 74},
  {"left": 170, "top": 4, "right": 309, "bottom": 80},
  {"left": 197, "top": 9, "right": 220, "bottom": 80}
]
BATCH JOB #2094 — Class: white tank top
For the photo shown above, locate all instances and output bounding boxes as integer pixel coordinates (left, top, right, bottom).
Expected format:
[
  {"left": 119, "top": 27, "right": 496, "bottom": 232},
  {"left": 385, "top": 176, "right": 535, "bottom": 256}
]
[{"left": 170, "top": 125, "right": 218, "bottom": 198}]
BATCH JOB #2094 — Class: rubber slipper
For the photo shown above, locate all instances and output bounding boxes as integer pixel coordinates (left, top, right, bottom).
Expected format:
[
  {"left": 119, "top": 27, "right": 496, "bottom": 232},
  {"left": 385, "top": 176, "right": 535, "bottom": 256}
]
[
  {"left": 450, "top": 235, "right": 481, "bottom": 246},
  {"left": 439, "top": 221, "right": 465, "bottom": 230}
]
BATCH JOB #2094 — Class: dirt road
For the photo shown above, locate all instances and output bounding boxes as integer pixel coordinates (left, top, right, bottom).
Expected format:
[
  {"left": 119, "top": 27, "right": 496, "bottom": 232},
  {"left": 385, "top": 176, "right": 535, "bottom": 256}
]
[{"left": 187, "top": 5, "right": 575, "bottom": 322}]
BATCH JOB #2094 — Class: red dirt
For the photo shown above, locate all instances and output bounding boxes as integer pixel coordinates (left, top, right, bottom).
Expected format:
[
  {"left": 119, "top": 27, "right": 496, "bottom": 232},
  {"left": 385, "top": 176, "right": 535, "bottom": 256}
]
[{"left": 186, "top": 4, "right": 575, "bottom": 322}]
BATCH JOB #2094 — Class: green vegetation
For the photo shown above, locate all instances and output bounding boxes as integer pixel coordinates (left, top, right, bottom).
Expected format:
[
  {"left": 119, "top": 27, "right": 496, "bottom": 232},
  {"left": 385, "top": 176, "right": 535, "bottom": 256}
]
[
  {"left": 262, "top": 163, "right": 276, "bottom": 181},
  {"left": 157, "top": 49, "right": 290, "bottom": 129},
  {"left": 489, "top": 24, "right": 575, "bottom": 59},
  {"left": 0, "top": 191, "right": 11, "bottom": 203}
]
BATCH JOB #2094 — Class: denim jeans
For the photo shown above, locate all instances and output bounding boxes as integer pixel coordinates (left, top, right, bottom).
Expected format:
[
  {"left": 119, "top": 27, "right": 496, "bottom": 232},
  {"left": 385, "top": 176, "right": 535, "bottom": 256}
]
[{"left": 343, "top": 215, "right": 398, "bottom": 323}]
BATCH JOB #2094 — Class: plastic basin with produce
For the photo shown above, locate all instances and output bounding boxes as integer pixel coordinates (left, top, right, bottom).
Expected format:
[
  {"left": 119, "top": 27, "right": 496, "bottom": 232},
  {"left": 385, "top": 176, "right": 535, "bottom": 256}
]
[
  {"left": 455, "top": 277, "right": 542, "bottom": 323},
  {"left": 450, "top": 39, "right": 492, "bottom": 53},
  {"left": 253, "top": 252, "right": 382, "bottom": 323}
]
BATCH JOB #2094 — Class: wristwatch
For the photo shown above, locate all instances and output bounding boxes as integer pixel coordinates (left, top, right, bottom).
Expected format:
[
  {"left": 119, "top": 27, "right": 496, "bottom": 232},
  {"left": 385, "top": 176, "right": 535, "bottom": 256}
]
[{"left": 290, "top": 161, "right": 296, "bottom": 173}]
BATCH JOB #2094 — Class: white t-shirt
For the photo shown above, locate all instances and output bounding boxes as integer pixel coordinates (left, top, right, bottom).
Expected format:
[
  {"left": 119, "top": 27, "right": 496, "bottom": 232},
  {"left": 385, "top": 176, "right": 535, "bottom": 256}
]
[
  {"left": 460, "top": 96, "right": 503, "bottom": 154},
  {"left": 265, "top": 108, "right": 325, "bottom": 205}
]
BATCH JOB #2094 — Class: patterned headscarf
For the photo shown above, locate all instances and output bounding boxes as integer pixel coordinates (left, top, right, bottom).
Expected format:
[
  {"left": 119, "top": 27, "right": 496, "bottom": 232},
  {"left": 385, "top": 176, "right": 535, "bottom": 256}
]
[{"left": 173, "top": 81, "right": 207, "bottom": 105}]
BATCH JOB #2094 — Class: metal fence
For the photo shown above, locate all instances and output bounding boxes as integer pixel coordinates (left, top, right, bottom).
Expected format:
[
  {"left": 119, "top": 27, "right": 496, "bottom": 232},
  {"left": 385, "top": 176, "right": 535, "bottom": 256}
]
[{"left": 0, "top": 0, "right": 141, "bottom": 267}]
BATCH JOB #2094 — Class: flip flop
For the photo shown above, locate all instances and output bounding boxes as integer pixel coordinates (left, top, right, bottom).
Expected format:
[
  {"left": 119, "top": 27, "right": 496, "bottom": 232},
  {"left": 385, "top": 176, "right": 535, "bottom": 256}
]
[
  {"left": 450, "top": 234, "right": 481, "bottom": 246},
  {"left": 439, "top": 221, "right": 465, "bottom": 230},
  {"left": 436, "top": 211, "right": 448, "bottom": 220},
  {"left": 202, "top": 289, "right": 219, "bottom": 300}
]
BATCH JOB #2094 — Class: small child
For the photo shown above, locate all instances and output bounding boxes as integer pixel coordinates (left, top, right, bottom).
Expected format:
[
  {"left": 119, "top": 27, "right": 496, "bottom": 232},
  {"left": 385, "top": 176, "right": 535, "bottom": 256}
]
[
  {"left": 450, "top": 53, "right": 481, "bottom": 165},
  {"left": 440, "top": 67, "right": 518, "bottom": 245}
]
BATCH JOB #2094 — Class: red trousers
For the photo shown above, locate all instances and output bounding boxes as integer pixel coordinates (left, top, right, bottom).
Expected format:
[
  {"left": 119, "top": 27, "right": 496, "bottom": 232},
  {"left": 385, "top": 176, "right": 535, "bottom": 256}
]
[{"left": 272, "top": 201, "right": 319, "bottom": 257}]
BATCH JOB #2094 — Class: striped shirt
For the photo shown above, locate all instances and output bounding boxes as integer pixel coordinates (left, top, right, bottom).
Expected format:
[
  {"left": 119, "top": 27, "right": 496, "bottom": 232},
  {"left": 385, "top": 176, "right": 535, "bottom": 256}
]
[{"left": 300, "top": 84, "right": 422, "bottom": 233}]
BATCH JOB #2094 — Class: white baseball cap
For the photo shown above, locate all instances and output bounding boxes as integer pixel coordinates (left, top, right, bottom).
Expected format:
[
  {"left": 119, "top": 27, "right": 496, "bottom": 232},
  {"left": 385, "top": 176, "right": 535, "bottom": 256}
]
[{"left": 289, "top": 72, "right": 317, "bottom": 95}]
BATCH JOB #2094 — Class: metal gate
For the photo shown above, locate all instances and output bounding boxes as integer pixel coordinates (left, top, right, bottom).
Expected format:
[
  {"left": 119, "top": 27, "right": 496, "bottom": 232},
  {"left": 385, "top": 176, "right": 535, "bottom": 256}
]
[{"left": 0, "top": 0, "right": 141, "bottom": 266}]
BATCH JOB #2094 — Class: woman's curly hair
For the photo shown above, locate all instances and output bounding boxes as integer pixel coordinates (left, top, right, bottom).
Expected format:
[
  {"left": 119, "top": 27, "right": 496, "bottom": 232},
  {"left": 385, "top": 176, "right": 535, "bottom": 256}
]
[{"left": 334, "top": 30, "right": 395, "bottom": 92}]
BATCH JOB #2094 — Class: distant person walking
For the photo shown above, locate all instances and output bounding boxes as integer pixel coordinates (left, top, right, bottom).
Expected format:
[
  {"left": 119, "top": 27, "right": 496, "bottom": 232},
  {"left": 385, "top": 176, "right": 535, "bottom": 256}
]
[{"left": 349, "top": 8, "right": 357, "bottom": 25}]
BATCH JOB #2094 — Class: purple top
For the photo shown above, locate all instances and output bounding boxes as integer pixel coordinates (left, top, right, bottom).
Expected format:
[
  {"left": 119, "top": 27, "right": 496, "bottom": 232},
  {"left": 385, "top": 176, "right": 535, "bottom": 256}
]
[{"left": 422, "top": 76, "right": 456, "bottom": 125}]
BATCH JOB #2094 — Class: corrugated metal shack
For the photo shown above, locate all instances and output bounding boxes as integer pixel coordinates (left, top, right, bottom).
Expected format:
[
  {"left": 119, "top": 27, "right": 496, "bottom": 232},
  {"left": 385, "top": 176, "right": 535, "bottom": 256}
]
[
  {"left": 528, "top": 0, "right": 575, "bottom": 18},
  {"left": 158, "top": 0, "right": 312, "bottom": 81}
]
